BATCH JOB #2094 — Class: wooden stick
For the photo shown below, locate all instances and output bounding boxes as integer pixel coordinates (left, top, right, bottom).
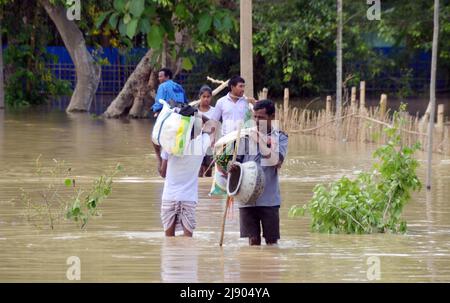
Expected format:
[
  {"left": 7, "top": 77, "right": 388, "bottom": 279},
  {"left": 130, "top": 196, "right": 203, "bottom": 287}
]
[
  {"left": 326, "top": 96, "right": 332, "bottom": 114},
  {"left": 379, "top": 94, "right": 387, "bottom": 119},
  {"left": 219, "top": 122, "right": 242, "bottom": 247},
  {"left": 351, "top": 86, "right": 357, "bottom": 112},
  {"left": 283, "top": 88, "right": 289, "bottom": 131},
  {"left": 259, "top": 87, "right": 268, "bottom": 100},
  {"left": 219, "top": 196, "right": 231, "bottom": 247},
  {"left": 360, "top": 81, "right": 366, "bottom": 112}
]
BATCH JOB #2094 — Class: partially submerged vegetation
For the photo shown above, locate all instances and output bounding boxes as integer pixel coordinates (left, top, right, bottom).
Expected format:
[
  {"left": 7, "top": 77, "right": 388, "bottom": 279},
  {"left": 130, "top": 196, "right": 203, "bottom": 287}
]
[
  {"left": 289, "top": 105, "right": 422, "bottom": 233},
  {"left": 15, "top": 155, "right": 122, "bottom": 230}
]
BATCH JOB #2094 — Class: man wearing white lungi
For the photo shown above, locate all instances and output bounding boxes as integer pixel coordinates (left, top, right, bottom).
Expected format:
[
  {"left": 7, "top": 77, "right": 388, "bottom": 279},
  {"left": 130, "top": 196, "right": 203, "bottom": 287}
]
[{"left": 155, "top": 125, "right": 215, "bottom": 237}]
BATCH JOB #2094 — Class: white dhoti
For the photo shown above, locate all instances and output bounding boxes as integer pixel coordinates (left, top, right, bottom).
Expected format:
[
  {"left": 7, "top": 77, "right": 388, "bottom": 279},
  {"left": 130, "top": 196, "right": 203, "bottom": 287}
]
[{"left": 161, "top": 200, "right": 197, "bottom": 233}]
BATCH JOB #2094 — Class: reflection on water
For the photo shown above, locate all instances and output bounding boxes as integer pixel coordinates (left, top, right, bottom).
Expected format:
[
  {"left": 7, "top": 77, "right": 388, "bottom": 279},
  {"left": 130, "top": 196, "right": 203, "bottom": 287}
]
[{"left": 0, "top": 109, "right": 449, "bottom": 282}]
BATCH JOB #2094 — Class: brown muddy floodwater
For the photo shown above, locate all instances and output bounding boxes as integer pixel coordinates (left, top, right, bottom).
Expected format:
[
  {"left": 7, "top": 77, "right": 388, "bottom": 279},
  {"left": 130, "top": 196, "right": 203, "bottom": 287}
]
[{"left": 0, "top": 109, "right": 449, "bottom": 282}]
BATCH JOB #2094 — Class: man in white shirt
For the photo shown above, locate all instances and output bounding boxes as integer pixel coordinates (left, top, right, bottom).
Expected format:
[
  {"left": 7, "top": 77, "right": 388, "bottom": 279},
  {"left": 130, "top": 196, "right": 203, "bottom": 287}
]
[
  {"left": 210, "top": 75, "right": 256, "bottom": 136},
  {"left": 154, "top": 123, "right": 215, "bottom": 237}
]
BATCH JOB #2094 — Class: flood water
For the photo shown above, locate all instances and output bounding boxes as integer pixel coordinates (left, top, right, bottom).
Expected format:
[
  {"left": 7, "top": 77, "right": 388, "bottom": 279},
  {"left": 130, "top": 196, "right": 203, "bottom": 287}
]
[{"left": 0, "top": 108, "right": 449, "bottom": 282}]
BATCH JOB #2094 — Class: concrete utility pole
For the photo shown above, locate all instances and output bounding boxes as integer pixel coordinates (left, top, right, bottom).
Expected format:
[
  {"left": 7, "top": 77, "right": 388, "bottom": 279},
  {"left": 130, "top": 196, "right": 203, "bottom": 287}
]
[
  {"left": 336, "top": 0, "right": 343, "bottom": 139},
  {"left": 0, "top": 18, "right": 5, "bottom": 110},
  {"left": 426, "top": 0, "right": 440, "bottom": 190},
  {"left": 240, "top": 0, "right": 254, "bottom": 98}
]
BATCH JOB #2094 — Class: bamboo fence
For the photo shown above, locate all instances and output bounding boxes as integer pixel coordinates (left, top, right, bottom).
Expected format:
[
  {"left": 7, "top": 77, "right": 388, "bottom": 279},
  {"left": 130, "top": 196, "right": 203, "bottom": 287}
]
[{"left": 268, "top": 81, "right": 449, "bottom": 155}]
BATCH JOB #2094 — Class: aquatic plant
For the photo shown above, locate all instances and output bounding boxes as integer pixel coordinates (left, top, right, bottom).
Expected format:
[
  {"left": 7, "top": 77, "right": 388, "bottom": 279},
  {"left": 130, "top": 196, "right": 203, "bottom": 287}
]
[
  {"left": 289, "top": 105, "right": 422, "bottom": 233},
  {"left": 15, "top": 156, "right": 122, "bottom": 230}
]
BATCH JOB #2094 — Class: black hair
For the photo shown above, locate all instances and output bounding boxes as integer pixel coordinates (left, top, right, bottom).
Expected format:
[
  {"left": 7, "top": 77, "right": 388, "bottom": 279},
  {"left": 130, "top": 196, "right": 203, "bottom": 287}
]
[
  {"left": 228, "top": 75, "right": 245, "bottom": 90},
  {"left": 159, "top": 68, "right": 173, "bottom": 79},
  {"left": 254, "top": 99, "right": 275, "bottom": 116},
  {"left": 198, "top": 85, "right": 212, "bottom": 97}
]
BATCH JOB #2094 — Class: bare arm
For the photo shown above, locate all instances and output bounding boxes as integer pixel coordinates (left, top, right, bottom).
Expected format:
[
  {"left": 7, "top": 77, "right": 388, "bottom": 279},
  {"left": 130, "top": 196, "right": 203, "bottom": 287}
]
[
  {"left": 159, "top": 159, "right": 167, "bottom": 178},
  {"left": 153, "top": 142, "right": 167, "bottom": 178}
]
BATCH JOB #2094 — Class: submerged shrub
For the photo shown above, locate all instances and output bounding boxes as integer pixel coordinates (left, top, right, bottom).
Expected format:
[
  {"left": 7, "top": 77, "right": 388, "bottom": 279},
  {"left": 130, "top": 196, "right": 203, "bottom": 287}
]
[{"left": 289, "top": 105, "right": 422, "bottom": 233}]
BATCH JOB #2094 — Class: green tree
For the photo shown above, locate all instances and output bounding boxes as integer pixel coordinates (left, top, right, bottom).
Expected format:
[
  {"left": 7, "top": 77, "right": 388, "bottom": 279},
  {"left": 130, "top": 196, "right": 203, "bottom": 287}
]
[
  {"left": 1, "top": 0, "right": 72, "bottom": 108},
  {"left": 252, "top": 0, "right": 450, "bottom": 98},
  {"left": 99, "top": 0, "right": 238, "bottom": 118}
]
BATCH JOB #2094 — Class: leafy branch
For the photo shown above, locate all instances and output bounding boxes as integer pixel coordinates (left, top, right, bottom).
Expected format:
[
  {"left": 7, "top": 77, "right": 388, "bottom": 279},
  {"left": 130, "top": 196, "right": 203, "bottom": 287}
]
[{"left": 289, "top": 104, "right": 422, "bottom": 234}]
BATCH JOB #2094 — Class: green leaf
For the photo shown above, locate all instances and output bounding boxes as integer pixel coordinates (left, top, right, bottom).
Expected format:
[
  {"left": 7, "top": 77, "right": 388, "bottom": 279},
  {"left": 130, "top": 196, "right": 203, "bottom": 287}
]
[
  {"left": 126, "top": 18, "right": 139, "bottom": 38},
  {"left": 118, "top": 19, "right": 127, "bottom": 37},
  {"left": 109, "top": 12, "right": 119, "bottom": 28},
  {"left": 143, "top": 6, "right": 156, "bottom": 18},
  {"left": 147, "top": 26, "right": 164, "bottom": 50},
  {"left": 181, "top": 57, "right": 193, "bottom": 70},
  {"left": 113, "top": 0, "right": 126, "bottom": 12},
  {"left": 175, "top": 3, "right": 188, "bottom": 19},
  {"left": 213, "top": 17, "right": 222, "bottom": 31},
  {"left": 139, "top": 19, "right": 151, "bottom": 34},
  {"left": 64, "top": 179, "right": 72, "bottom": 188},
  {"left": 129, "top": 0, "right": 145, "bottom": 18},
  {"left": 197, "top": 13, "right": 212, "bottom": 34},
  {"left": 95, "top": 11, "right": 112, "bottom": 28},
  {"left": 123, "top": 13, "right": 131, "bottom": 24},
  {"left": 222, "top": 15, "right": 233, "bottom": 31}
]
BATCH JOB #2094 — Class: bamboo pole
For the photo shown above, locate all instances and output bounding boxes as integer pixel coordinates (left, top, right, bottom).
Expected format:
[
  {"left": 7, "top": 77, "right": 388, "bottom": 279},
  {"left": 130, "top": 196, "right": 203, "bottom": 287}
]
[
  {"left": 283, "top": 88, "right": 289, "bottom": 130},
  {"left": 259, "top": 87, "right": 268, "bottom": 100},
  {"left": 379, "top": 94, "right": 387, "bottom": 119},
  {"left": 219, "top": 122, "right": 242, "bottom": 247},
  {"left": 360, "top": 81, "right": 366, "bottom": 113},
  {"left": 326, "top": 96, "right": 332, "bottom": 114},
  {"left": 437, "top": 104, "right": 444, "bottom": 133},
  {"left": 351, "top": 86, "right": 357, "bottom": 112}
]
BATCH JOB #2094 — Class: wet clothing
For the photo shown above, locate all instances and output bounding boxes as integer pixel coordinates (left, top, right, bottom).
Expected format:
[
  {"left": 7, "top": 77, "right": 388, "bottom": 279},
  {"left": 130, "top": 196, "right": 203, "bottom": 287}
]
[
  {"left": 237, "top": 130, "right": 289, "bottom": 207},
  {"left": 236, "top": 130, "right": 288, "bottom": 242},
  {"left": 161, "top": 200, "right": 196, "bottom": 233},
  {"left": 160, "top": 133, "right": 210, "bottom": 233},
  {"left": 239, "top": 206, "right": 280, "bottom": 242},
  {"left": 161, "top": 134, "right": 210, "bottom": 202}
]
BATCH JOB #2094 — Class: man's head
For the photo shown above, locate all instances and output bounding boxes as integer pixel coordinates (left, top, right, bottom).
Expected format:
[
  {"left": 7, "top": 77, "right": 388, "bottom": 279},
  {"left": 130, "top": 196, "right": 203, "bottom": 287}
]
[
  {"left": 228, "top": 76, "right": 245, "bottom": 98},
  {"left": 158, "top": 68, "right": 173, "bottom": 84},
  {"left": 253, "top": 99, "right": 276, "bottom": 133}
]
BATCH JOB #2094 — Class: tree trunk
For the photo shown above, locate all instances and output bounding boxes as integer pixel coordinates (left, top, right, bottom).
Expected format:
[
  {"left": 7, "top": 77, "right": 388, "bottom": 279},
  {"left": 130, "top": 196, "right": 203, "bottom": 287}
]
[
  {"left": 336, "top": 0, "right": 343, "bottom": 139},
  {"left": 426, "top": 0, "right": 440, "bottom": 190},
  {"left": 104, "top": 50, "right": 155, "bottom": 118},
  {"left": 40, "top": 0, "right": 101, "bottom": 112}
]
